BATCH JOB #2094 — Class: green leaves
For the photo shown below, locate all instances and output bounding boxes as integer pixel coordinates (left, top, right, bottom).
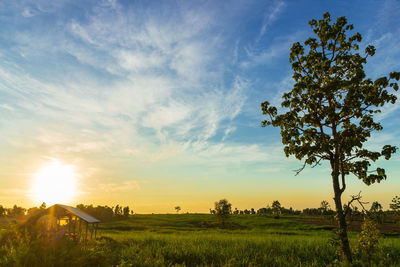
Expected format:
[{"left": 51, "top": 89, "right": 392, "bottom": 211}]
[
  {"left": 381, "top": 145, "right": 397, "bottom": 160},
  {"left": 365, "top": 45, "right": 375, "bottom": 56},
  {"left": 261, "top": 12, "right": 398, "bottom": 186}
]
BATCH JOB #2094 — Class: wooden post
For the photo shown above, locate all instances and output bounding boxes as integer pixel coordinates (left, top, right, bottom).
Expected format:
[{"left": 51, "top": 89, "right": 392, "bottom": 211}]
[
  {"left": 85, "top": 221, "right": 88, "bottom": 242},
  {"left": 68, "top": 215, "right": 71, "bottom": 237},
  {"left": 79, "top": 219, "right": 82, "bottom": 241},
  {"left": 90, "top": 223, "right": 93, "bottom": 239},
  {"left": 73, "top": 216, "right": 76, "bottom": 241},
  {"left": 94, "top": 223, "right": 98, "bottom": 239}
]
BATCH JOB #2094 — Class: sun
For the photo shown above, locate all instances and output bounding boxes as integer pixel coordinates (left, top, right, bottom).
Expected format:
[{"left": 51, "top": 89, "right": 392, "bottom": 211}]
[{"left": 31, "top": 159, "right": 79, "bottom": 205}]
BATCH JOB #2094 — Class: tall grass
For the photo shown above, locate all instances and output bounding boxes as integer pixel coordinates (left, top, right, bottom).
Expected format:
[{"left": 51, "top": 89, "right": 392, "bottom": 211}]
[{"left": 1, "top": 214, "right": 399, "bottom": 266}]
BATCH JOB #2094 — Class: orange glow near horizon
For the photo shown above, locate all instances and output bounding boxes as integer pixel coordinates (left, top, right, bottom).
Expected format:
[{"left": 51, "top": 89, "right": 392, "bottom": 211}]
[{"left": 30, "top": 159, "right": 79, "bottom": 206}]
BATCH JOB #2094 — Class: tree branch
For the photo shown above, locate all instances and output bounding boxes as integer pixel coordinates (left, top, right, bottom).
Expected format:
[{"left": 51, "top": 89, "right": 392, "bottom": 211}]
[
  {"left": 293, "top": 161, "right": 307, "bottom": 176},
  {"left": 345, "top": 191, "right": 368, "bottom": 216}
]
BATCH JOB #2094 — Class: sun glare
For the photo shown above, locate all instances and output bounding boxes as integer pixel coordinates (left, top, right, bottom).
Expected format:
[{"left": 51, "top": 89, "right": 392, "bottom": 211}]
[{"left": 31, "top": 159, "right": 79, "bottom": 205}]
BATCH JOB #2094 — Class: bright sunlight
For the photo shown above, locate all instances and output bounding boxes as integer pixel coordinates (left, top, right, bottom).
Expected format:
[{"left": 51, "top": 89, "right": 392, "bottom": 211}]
[{"left": 30, "top": 159, "right": 79, "bottom": 205}]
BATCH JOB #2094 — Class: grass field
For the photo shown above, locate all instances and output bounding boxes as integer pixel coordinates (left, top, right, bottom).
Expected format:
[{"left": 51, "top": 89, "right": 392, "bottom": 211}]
[
  {"left": 96, "top": 214, "right": 400, "bottom": 266},
  {"left": 1, "top": 214, "right": 400, "bottom": 266}
]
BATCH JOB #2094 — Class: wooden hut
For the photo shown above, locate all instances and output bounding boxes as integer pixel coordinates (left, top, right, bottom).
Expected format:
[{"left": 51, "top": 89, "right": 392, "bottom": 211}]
[{"left": 43, "top": 204, "right": 100, "bottom": 241}]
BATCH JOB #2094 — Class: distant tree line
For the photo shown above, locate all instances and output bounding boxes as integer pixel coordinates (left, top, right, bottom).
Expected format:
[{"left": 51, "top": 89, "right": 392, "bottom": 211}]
[
  {"left": 0, "top": 202, "right": 133, "bottom": 222},
  {"left": 1, "top": 195, "right": 399, "bottom": 221},
  {"left": 209, "top": 196, "right": 400, "bottom": 220},
  {"left": 0, "top": 204, "right": 27, "bottom": 218},
  {"left": 75, "top": 204, "right": 132, "bottom": 221},
  {"left": 212, "top": 200, "right": 333, "bottom": 217}
]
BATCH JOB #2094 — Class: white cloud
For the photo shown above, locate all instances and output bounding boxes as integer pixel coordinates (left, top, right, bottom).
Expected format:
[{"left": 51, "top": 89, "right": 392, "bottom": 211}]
[
  {"left": 222, "top": 126, "right": 236, "bottom": 141},
  {"left": 0, "top": 2, "right": 250, "bottom": 162},
  {"left": 0, "top": 103, "right": 14, "bottom": 111},
  {"left": 257, "top": 0, "right": 286, "bottom": 41},
  {"left": 21, "top": 7, "right": 35, "bottom": 18},
  {"left": 241, "top": 31, "right": 304, "bottom": 68},
  {"left": 0, "top": 1, "right": 302, "bottom": 188}
]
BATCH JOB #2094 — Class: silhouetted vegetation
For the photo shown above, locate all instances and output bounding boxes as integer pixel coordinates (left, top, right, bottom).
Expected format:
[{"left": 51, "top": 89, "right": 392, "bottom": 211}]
[
  {"left": 75, "top": 204, "right": 132, "bottom": 221},
  {"left": 213, "top": 199, "right": 232, "bottom": 226},
  {"left": 0, "top": 198, "right": 398, "bottom": 266},
  {"left": 1, "top": 211, "right": 399, "bottom": 266}
]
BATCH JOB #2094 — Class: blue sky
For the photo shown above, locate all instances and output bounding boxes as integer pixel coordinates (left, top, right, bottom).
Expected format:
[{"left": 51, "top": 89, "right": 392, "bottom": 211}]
[{"left": 0, "top": 0, "right": 399, "bottom": 213}]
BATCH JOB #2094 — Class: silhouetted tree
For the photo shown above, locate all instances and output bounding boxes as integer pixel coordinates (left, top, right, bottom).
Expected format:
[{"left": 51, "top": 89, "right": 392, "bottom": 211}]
[
  {"left": 320, "top": 200, "right": 330, "bottom": 215},
  {"left": 390, "top": 196, "right": 400, "bottom": 215},
  {"left": 370, "top": 201, "right": 385, "bottom": 223},
  {"left": 123, "top": 206, "right": 130, "bottom": 218},
  {"left": 214, "top": 199, "right": 232, "bottom": 225},
  {"left": 8, "top": 205, "right": 25, "bottom": 217},
  {"left": 39, "top": 202, "right": 46, "bottom": 209},
  {"left": 27, "top": 207, "right": 40, "bottom": 216},
  {"left": 76, "top": 204, "right": 114, "bottom": 221},
  {"left": 175, "top": 206, "right": 181, "bottom": 213},
  {"left": 114, "top": 205, "right": 122, "bottom": 217},
  {"left": 0, "top": 205, "right": 5, "bottom": 217},
  {"left": 272, "top": 201, "right": 281, "bottom": 218},
  {"left": 370, "top": 201, "right": 383, "bottom": 213},
  {"left": 261, "top": 12, "right": 399, "bottom": 262}
]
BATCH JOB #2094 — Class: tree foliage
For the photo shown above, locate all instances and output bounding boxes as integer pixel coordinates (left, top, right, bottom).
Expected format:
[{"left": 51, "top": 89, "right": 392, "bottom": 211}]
[
  {"left": 357, "top": 218, "right": 381, "bottom": 265},
  {"left": 214, "top": 199, "right": 232, "bottom": 224},
  {"left": 369, "top": 201, "right": 383, "bottom": 213},
  {"left": 390, "top": 196, "right": 400, "bottom": 214},
  {"left": 76, "top": 204, "right": 117, "bottom": 221},
  {"left": 262, "top": 12, "right": 399, "bottom": 186},
  {"left": 8, "top": 205, "right": 26, "bottom": 218},
  {"left": 271, "top": 200, "right": 282, "bottom": 217},
  {"left": 320, "top": 200, "right": 330, "bottom": 213},
  {"left": 0, "top": 205, "right": 5, "bottom": 217},
  {"left": 261, "top": 12, "right": 399, "bottom": 262},
  {"left": 123, "top": 206, "right": 130, "bottom": 218}
]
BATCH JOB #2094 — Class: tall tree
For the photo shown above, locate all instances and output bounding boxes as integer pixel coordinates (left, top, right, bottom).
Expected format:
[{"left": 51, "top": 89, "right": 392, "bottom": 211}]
[{"left": 261, "top": 12, "right": 399, "bottom": 262}]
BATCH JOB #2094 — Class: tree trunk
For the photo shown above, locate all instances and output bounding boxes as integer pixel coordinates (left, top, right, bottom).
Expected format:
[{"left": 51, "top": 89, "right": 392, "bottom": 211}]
[{"left": 332, "top": 172, "right": 353, "bottom": 263}]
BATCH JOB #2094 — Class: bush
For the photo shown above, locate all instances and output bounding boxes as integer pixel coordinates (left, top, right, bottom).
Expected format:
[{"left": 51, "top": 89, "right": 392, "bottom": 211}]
[{"left": 0, "top": 226, "right": 124, "bottom": 266}]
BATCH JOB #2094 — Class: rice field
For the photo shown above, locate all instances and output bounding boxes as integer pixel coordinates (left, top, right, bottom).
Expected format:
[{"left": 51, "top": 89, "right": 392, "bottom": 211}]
[
  {"left": 1, "top": 214, "right": 400, "bottom": 266},
  {"left": 96, "top": 214, "right": 400, "bottom": 266}
]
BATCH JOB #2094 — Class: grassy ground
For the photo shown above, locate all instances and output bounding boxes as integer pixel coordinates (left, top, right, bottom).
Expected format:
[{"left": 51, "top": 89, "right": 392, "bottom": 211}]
[
  {"left": 1, "top": 214, "right": 399, "bottom": 266},
  {"left": 96, "top": 214, "right": 400, "bottom": 266}
]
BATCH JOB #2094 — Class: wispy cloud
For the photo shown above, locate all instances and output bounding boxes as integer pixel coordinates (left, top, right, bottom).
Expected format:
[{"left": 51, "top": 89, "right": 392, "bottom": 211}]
[
  {"left": 0, "top": 1, "right": 264, "bottom": 173},
  {"left": 257, "top": 0, "right": 286, "bottom": 42},
  {"left": 241, "top": 30, "right": 304, "bottom": 68},
  {"left": 1, "top": 0, "right": 398, "bottom": 209}
]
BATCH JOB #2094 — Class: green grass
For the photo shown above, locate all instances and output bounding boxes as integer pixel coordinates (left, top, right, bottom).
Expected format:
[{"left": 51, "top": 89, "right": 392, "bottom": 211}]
[
  {"left": 1, "top": 214, "right": 400, "bottom": 266},
  {"left": 96, "top": 214, "right": 400, "bottom": 266}
]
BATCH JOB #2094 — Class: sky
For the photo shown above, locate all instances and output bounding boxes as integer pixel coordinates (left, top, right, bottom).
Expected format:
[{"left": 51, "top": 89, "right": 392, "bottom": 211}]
[{"left": 0, "top": 0, "right": 399, "bottom": 213}]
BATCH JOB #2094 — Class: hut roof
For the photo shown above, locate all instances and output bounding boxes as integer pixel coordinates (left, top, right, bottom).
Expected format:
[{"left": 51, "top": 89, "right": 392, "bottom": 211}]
[{"left": 49, "top": 204, "right": 100, "bottom": 223}]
